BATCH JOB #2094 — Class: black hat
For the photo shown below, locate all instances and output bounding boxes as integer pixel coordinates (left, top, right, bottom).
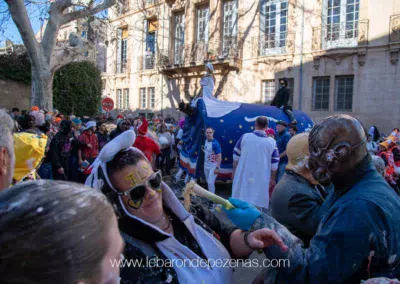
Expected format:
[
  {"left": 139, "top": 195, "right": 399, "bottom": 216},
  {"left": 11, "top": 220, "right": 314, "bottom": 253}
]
[{"left": 276, "top": 120, "right": 288, "bottom": 127}]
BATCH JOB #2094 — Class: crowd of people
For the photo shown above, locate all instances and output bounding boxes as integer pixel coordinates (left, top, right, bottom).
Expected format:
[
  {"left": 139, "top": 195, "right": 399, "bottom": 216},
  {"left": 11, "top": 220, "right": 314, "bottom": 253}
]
[
  {"left": 6, "top": 107, "right": 185, "bottom": 185},
  {"left": 1, "top": 96, "right": 400, "bottom": 282},
  {"left": 0, "top": 107, "right": 400, "bottom": 284}
]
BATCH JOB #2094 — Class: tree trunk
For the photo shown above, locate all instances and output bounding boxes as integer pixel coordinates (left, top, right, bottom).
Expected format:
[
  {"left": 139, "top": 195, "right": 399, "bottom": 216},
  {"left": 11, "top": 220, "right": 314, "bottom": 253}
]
[{"left": 31, "top": 62, "right": 53, "bottom": 111}]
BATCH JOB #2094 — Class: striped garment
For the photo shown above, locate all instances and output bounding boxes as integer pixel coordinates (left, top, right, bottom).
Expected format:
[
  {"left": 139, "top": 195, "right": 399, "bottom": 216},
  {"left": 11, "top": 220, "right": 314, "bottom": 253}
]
[{"left": 233, "top": 130, "right": 280, "bottom": 170}]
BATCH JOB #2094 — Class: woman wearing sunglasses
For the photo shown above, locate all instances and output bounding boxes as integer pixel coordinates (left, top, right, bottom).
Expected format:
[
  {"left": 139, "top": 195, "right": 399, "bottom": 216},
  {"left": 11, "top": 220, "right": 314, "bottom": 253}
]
[{"left": 86, "top": 130, "right": 287, "bottom": 284}]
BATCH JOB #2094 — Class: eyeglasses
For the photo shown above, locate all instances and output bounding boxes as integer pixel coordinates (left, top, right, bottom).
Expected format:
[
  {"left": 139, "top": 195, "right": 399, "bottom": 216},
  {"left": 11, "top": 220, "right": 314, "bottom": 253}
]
[{"left": 118, "top": 170, "right": 162, "bottom": 202}]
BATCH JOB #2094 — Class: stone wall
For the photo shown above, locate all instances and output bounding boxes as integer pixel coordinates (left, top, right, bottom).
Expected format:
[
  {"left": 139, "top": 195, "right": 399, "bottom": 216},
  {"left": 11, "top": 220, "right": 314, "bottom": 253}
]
[{"left": 0, "top": 79, "right": 31, "bottom": 111}]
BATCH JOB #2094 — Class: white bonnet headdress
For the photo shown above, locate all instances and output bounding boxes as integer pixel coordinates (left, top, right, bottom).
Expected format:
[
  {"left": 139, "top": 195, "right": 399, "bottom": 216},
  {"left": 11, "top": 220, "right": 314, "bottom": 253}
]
[{"left": 85, "top": 130, "right": 143, "bottom": 193}]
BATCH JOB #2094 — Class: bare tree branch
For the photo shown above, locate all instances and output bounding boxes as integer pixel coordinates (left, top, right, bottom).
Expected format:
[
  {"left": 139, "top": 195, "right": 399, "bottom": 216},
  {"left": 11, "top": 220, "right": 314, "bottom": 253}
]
[
  {"left": 41, "top": 1, "right": 64, "bottom": 64},
  {"left": 51, "top": 44, "right": 88, "bottom": 71},
  {"left": 5, "top": 0, "right": 41, "bottom": 64},
  {"left": 61, "top": 0, "right": 116, "bottom": 25}
]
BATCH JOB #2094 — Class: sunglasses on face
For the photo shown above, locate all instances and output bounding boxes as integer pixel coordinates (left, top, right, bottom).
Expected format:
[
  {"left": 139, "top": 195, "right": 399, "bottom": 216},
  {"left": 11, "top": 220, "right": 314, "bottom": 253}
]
[{"left": 118, "top": 170, "right": 162, "bottom": 202}]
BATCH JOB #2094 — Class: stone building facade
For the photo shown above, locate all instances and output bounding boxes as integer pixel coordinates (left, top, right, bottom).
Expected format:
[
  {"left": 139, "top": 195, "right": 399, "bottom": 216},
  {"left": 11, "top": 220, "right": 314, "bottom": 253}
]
[{"left": 103, "top": 0, "right": 400, "bottom": 132}]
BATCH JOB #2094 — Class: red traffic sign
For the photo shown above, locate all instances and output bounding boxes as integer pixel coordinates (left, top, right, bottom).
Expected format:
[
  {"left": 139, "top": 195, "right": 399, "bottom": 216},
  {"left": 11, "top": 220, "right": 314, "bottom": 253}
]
[{"left": 101, "top": 97, "right": 114, "bottom": 112}]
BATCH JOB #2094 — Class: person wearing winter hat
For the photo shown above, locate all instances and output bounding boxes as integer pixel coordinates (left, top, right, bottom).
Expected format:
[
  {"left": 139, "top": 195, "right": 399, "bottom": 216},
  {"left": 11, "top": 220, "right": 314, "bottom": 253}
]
[
  {"left": 71, "top": 118, "right": 83, "bottom": 137},
  {"left": 270, "top": 133, "right": 329, "bottom": 247},
  {"left": 133, "top": 118, "right": 161, "bottom": 167},
  {"left": 31, "top": 106, "right": 39, "bottom": 111},
  {"left": 29, "top": 110, "right": 45, "bottom": 128},
  {"left": 78, "top": 121, "right": 99, "bottom": 183}
]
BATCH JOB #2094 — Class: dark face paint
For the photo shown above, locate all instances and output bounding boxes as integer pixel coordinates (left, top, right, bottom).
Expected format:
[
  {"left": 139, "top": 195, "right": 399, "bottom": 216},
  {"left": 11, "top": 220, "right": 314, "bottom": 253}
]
[{"left": 309, "top": 136, "right": 367, "bottom": 185}]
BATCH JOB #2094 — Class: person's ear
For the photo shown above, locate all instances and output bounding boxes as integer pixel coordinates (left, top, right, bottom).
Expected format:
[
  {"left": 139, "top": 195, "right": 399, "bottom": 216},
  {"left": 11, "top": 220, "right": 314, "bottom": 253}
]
[{"left": 0, "top": 147, "right": 8, "bottom": 177}]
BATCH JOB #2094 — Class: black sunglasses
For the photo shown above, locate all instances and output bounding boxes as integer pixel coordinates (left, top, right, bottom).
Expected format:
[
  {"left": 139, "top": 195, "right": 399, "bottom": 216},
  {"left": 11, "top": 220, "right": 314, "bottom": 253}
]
[{"left": 118, "top": 171, "right": 162, "bottom": 202}]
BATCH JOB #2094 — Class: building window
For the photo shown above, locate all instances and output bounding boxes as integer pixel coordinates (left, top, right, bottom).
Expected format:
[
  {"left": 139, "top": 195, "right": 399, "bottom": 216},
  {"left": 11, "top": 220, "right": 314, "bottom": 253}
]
[
  {"left": 116, "top": 27, "right": 128, "bottom": 73},
  {"left": 222, "top": 0, "right": 238, "bottom": 56},
  {"left": 174, "top": 12, "right": 185, "bottom": 65},
  {"left": 334, "top": 76, "right": 353, "bottom": 111},
  {"left": 262, "top": 80, "right": 275, "bottom": 104},
  {"left": 149, "top": 87, "right": 155, "bottom": 109},
  {"left": 140, "top": 88, "right": 147, "bottom": 109},
  {"left": 117, "top": 89, "right": 122, "bottom": 109},
  {"left": 144, "top": 19, "right": 157, "bottom": 70},
  {"left": 197, "top": 5, "right": 210, "bottom": 43},
  {"left": 260, "top": 0, "right": 288, "bottom": 55},
  {"left": 123, "top": 89, "right": 129, "bottom": 109},
  {"left": 325, "top": 0, "right": 359, "bottom": 48},
  {"left": 312, "top": 77, "right": 330, "bottom": 111}
]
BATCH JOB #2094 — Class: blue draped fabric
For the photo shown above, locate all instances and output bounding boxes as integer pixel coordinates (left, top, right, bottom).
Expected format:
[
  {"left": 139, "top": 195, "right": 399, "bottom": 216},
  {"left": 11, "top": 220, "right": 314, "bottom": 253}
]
[{"left": 179, "top": 99, "right": 314, "bottom": 180}]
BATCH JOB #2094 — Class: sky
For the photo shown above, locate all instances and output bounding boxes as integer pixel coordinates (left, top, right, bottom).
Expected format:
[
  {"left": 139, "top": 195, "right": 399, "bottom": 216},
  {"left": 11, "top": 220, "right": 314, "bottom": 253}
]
[
  {"left": 1, "top": 20, "right": 42, "bottom": 46},
  {"left": 0, "top": 2, "right": 44, "bottom": 47},
  {"left": 0, "top": 1, "right": 108, "bottom": 47}
]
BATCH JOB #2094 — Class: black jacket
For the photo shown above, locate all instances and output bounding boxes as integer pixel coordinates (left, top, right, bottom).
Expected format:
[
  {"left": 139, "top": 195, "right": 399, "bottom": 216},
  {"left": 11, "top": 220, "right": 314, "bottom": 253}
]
[
  {"left": 96, "top": 131, "right": 109, "bottom": 151},
  {"left": 49, "top": 131, "right": 72, "bottom": 178},
  {"left": 110, "top": 128, "right": 123, "bottom": 140},
  {"left": 270, "top": 170, "right": 328, "bottom": 247},
  {"left": 271, "top": 86, "right": 290, "bottom": 107},
  {"left": 259, "top": 158, "right": 400, "bottom": 283}
]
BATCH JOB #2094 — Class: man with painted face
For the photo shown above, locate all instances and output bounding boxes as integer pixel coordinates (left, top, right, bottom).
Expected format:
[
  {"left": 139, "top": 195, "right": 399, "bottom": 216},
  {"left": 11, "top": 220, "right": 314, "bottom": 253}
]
[
  {"left": 271, "top": 78, "right": 297, "bottom": 125},
  {"left": 225, "top": 114, "right": 400, "bottom": 283}
]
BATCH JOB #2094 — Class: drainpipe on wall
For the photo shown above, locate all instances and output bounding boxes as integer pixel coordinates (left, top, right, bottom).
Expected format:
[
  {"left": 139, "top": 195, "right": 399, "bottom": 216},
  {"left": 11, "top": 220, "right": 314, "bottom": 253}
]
[
  {"left": 298, "top": 0, "right": 305, "bottom": 110},
  {"left": 160, "top": 2, "right": 165, "bottom": 117}
]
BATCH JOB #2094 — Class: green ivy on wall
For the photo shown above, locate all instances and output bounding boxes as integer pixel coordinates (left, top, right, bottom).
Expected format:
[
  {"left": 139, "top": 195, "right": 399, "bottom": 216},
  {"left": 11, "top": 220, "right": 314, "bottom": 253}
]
[
  {"left": 53, "top": 61, "right": 102, "bottom": 117},
  {"left": 0, "top": 53, "right": 31, "bottom": 85}
]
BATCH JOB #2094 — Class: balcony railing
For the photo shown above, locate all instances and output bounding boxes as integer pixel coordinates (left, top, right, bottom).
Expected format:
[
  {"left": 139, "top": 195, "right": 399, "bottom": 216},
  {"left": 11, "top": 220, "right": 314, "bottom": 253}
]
[
  {"left": 159, "top": 36, "right": 243, "bottom": 69},
  {"left": 390, "top": 14, "right": 400, "bottom": 43},
  {"left": 190, "top": 40, "right": 209, "bottom": 62},
  {"left": 115, "top": 58, "right": 130, "bottom": 74},
  {"left": 251, "top": 32, "right": 295, "bottom": 57},
  {"left": 218, "top": 36, "right": 242, "bottom": 59},
  {"left": 137, "top": 53, "right": 156, "bottom": 71},
  {"left": 312, "top": 20, "right": 369, "bottom": 51}
]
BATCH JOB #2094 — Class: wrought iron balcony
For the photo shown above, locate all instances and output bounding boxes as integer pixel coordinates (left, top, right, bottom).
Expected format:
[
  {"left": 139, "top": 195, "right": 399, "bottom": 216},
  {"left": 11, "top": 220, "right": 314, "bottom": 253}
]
[
  {"left": 312, "top": 20, "right": 369, "bottom": 51},
  {"left": 251, "top": 32, "right": 295, "bottom": 57},
  {"left": 115, "top": 58, "right": 130, "bottom": 74},
  {"left": 158, "top": 36, "right": 242, "bottom": 76},
  {"left": 137, "top": 53, "right": 156, "bottom": 71},
  {"left": 390, "top": 14, "right": 400, "bottom": 43}
]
